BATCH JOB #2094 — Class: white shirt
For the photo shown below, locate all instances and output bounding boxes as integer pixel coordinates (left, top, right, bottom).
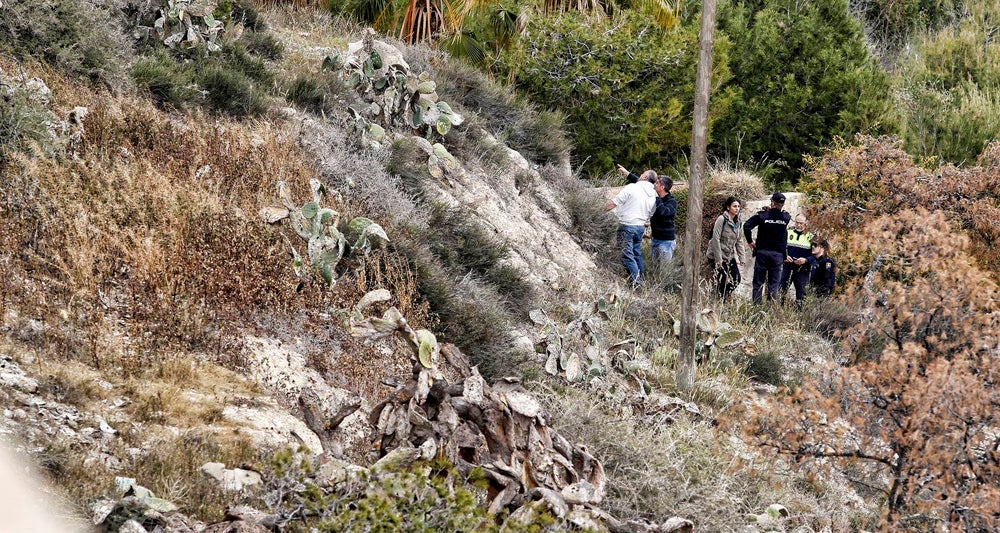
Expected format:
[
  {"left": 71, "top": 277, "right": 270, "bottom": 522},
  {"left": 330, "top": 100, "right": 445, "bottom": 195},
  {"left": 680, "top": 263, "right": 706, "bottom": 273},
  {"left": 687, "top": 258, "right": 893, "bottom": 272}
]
[{"left": 613, "top": 181, "right": 657, "bottom": 226}]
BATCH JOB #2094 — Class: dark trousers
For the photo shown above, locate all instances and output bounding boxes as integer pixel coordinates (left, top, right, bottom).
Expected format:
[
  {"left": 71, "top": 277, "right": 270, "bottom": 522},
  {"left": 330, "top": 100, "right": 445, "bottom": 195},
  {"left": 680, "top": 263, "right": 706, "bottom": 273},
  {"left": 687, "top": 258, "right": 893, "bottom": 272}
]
[
  {"left": 780, "top": 264, "right": 811, "bottom": 302},
  {"left": 715, "top": 257, "right": 741, "bottom": 300},
  {"left": 752, "top": 250, "right": 784, "bottom": 303}
]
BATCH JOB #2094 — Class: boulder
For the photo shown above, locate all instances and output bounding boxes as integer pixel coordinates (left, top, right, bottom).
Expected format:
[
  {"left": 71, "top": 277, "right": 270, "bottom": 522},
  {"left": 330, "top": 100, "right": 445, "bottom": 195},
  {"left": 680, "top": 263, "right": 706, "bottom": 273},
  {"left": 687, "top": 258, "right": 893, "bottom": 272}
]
[{"left": 200, "top": 462, "right": 263, "bottom": 491}]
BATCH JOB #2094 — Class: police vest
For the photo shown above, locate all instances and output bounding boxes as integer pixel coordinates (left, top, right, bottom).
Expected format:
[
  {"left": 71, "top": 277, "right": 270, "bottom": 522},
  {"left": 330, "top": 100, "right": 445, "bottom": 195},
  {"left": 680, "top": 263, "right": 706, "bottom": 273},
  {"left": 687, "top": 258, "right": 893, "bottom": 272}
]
[
  {"left": 786, "top": 229, "right": 814, "bottom": 259},
  {"left": 786, "top": 229, "right": 814, "bottom": 251}
]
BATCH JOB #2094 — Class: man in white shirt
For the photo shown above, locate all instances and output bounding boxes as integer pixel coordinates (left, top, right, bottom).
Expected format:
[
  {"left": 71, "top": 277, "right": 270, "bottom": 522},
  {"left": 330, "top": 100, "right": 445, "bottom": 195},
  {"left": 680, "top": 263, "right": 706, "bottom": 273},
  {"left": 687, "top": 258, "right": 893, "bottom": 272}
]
[{"left": 605, "top": 165, "right": 658, "bottom": 286}]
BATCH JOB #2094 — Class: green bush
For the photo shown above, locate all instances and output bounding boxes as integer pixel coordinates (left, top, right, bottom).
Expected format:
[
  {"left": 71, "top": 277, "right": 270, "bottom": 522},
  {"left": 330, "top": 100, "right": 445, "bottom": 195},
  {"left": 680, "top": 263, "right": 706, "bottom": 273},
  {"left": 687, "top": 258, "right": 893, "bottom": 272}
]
[
  {"left": 196, "top": 64, "right": 269, "bottom": 117},
  {"left": 544, "top": 166, "right": 618, "bottom": 267},
  {"left": 240, "top": 31, "right": 284, "bottom": 61},
  {"left": 746, "top": 349, "right": 784, "bottom": 386},
  {"left": 424, "top": 203, "right": 535, "bottom": 312},
  {"left": 217, "top": 43, "right": 274, "bottom": 85},
  {"left": 265, "top": 453, "right": 502, "bottom": 532},
  {"left": 286, "top": 74, "right": 328, "bottom": 113},
  {"left": 889, "top": 0, "right": 1000, "bottom": 163},
  {"left": 230, "top": 0, "right": 265, "bottom": 31},
  {"left": 852, "top": 0, "right": 960, "bottom": 50},
  {"left": 132, "top": 43, "right": 274, "bottom": 117},
  {"left": 503, "top": 11, "right": 732, "bottom": 176},
  {"left": 394, "top": 236, "right": 522, "bottom": 380},
  {"left": 713, "top": 0, "right": 892, "bottom": 181},
  {"left": 131, "top": 51, "right": 199, "bottom": 108},
  {"left": 0, "top": 0, "right": 132, "bottom": 86},
  {"left": 0, "top": 86, "right": 56, "bottom": 166}
]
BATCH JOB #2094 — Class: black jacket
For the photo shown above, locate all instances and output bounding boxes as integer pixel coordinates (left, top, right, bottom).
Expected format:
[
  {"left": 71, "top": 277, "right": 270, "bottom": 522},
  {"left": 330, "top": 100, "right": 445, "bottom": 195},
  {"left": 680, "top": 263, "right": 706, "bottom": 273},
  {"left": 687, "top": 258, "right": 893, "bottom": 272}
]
[
  {"left": 809, "top": 255, "right": 836, "bottom": 296},
  {"left": 650, "top": 195, "right": 677, "bottom": 240},
  {"left": 743, "top": 207, "right": 791, "bottom": 254},
  {"left": 626, "top": 171, "right": 676, "bottom": 240}
]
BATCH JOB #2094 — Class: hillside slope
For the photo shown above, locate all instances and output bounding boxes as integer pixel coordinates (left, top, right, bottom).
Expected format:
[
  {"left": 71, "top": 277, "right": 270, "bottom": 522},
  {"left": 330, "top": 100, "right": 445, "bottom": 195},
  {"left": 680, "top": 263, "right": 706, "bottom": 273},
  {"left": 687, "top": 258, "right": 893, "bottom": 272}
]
[{"left": 0, "top": 3, "right": 865, "bottom": 532}]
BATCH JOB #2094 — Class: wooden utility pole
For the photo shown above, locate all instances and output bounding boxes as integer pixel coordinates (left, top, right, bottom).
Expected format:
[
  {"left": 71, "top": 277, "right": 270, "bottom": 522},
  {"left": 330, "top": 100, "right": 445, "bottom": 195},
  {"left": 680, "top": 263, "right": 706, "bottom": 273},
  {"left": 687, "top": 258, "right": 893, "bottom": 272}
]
[{"left": 677, "top": 0, "right": 718, "bottom": 394}]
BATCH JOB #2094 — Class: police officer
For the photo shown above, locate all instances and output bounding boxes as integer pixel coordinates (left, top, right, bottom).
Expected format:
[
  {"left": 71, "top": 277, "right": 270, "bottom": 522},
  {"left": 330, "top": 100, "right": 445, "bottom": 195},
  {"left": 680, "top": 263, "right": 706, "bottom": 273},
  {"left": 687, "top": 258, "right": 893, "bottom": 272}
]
[
  {"left": 780, "top": 213, "right": 814, "bottom": 305},
  {"left": 743, "top": 193, "right": 792, "bottom": 303},
  {"left": 808, "top": 239, "right": 836, "bottom": 297}
]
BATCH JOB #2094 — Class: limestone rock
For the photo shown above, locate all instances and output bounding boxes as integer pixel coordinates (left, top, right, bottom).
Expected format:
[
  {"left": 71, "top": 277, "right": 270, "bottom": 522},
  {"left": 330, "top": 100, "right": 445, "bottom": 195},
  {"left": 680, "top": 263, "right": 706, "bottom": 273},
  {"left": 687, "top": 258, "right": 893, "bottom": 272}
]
[
  {"left": 561, "top": 480, "right": 598, "bottom": 504},
  {"left": 241, "top": 336, "right": 369, "bottom": 455},
  {"left": 118, "top": 519, "right": 146, "bottom": 533},
  {"left": 0, "top": 356, "right": 38, "bottom": 393},
  {"left": 661, "top": 516, "right": 695, "bottom": 532},
  {"left": 222, "top": 403, "right": 324, "bottom": 455},
  {"left": 200, "top": 462, "right": 263, "bottom": 491}
]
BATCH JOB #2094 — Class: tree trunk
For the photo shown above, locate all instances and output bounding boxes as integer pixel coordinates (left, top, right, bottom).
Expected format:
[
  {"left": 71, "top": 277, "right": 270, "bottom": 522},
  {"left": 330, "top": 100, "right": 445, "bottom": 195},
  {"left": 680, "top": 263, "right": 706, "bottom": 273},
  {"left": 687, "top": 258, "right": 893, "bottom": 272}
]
[{"left": 677, "top": 0, "right": 718, "bottom": 394}]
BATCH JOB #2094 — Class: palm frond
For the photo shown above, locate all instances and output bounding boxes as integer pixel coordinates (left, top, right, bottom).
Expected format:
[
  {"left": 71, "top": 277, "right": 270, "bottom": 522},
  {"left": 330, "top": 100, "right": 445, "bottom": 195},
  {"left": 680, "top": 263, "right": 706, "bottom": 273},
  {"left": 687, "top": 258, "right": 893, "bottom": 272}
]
[
  {"left": 442, "top": 30, "right": 489, "bottom": 65},
  {"left": 632, "top": 0, "right": 680, "bottom": 30},
  {"left": 352, "top": 0, "right": 392, "bottom": 24}
]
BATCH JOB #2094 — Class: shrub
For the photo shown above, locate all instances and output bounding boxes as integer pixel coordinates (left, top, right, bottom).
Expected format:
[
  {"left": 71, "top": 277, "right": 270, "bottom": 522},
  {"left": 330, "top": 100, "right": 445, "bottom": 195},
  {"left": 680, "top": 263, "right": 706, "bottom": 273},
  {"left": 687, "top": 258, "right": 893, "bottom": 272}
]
[
  {"left": 393, "top": 237, "right": 522, "bottom": 379},
  {"left": 131, "top": 19, "right": 278, "bottom": 117},
  {"left": 539, "top": 165, "right": 618, "bottom": 267},
  {"left": 432, "top": 57, "right": 572, "bottom": 165},
  {"left": 0, "top": 83, "right": 56, "bottom": 166},
  {"left": 0, "top": 0, "right": 132, "bottom": 86},
  {"left": 285, "top": 74, "right": 328, "bottom": 113},
  {"left": 744, "top": 209, "right": 1000, "bottom": 529},
  {"left": 799, "top": 297, "right": 858, "bottom": 338},
  {"left": 419, "top": 203, "right": 535, "bottom": 313},
  {"left": 850, "top": 0, "right": 960, "bottom": 51},
  {"left": 265, "top": 454, "right": 498, "bottom": 532},
  {"left": 714, "top": 0, "right": 892, "bottom": 181},
  {"left": 131, "top": 51, "right": 199, "bottom": 108},
  {"left": 536, "top": 387, "right": 783, "bottom": 529},
  {"left": 230, "top": 0, "right": 265, "bottom": 31},
  {"left": 240, "top": 31, "right": 285, "bottom": 60},
  {"left": 196, "top": 63, "right": 270, "bottom": 117},
  {"left": 889, "top": 1, "right": 1000, "bottom": 164},
  {"left": 802, "top": 135, "right": 1000, "bottom": 276},
  {"left": 745, "top": 349, "right": 784, "bottom": 386},
  {"left": 503, "top": 11, "right": 733, "bottom": 176}
]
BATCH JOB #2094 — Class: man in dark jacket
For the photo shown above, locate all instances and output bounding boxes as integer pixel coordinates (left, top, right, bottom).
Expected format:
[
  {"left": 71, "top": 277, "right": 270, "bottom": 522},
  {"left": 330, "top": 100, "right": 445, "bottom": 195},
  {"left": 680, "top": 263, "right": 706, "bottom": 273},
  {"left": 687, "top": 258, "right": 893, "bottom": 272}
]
[
  {"left": 743, "top": 193, "right": 792, "bottom": 303},
  {"left": 618, "top": 166, "right": 677, "bottom": 266},
  {"left": 650, "top": 176, "right": 677, "bottom": 265}
]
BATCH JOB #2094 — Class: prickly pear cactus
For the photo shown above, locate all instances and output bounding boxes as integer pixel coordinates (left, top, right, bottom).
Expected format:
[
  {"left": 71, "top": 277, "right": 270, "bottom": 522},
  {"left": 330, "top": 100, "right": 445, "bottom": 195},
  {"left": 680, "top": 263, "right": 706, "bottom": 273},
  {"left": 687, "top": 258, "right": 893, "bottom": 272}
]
[
  {"left": 144, "top": 0, "right": 229, "bottom": 52},
  {"left": 260, "top": 180, "right": 389, "bottom": 286},
  {"left": 323, "top": 32, "right": 464, "bottom": 149}
]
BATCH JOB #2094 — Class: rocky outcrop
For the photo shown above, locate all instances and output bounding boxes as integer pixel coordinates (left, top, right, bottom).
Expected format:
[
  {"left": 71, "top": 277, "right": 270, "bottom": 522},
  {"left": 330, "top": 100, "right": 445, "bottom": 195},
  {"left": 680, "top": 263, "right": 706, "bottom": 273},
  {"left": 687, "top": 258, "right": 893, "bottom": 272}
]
[
  {"left": 296, "top": 34, "right": 602, "bottom": 295},
  {"left": 342, "top": 304, "right": 690, "bottom": 532},
  {"left": 241, "top": 336, "right": 368, "bottom": 458}
]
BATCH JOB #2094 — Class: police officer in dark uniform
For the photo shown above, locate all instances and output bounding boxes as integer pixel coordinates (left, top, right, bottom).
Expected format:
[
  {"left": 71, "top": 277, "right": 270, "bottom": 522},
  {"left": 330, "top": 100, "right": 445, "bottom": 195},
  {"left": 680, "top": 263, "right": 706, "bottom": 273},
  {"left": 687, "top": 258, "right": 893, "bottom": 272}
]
[
  {"left": 743, "top": 193, "right": 792, "bottom": 303},
  {"left": 808, "top": 239, "right": 836, "bottom": 297}
]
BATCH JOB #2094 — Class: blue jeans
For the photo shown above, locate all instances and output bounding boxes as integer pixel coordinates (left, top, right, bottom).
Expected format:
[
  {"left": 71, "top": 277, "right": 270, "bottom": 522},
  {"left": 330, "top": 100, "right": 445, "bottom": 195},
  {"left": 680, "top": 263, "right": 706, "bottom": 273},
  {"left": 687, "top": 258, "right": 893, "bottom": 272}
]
[
  {"left": 651, "top": 239, "right": 676, "bottom": 264},
  {"left": 617, "top": 225, "right": 645, "bottom": 285}
]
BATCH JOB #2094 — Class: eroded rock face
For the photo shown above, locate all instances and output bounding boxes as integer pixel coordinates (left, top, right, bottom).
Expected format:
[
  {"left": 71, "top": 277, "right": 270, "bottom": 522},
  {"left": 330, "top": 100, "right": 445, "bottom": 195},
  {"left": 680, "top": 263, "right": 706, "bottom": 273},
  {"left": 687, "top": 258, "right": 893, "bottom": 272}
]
[
  {"left": 241, "top": 336, "right": 368, "bottom": 457},
  {"left": 221, "top": 403, "right": 324, "bottom": 455},
  {"left": 414, "top": 130, "right": 598, "bottom": 293},
  {"left": 295, "top": 35, "right": 602, "bottom": 296}
]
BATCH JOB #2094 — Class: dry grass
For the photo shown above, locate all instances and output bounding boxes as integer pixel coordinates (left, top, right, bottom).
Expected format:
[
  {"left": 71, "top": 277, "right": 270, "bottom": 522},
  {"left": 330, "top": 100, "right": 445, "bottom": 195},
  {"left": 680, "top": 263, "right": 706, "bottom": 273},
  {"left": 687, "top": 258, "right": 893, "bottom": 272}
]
[
  {"left": 529, "top": 283, "right": 869, "bottom": 530},
  {"left": 534, "top": 385, "right": 775, "bottom": 529},
  {"left": 0, "top": 93, "right": 352, "bottom": 373},
  {"left": 706, "top": 167, "right": 767, "bottom": 202},
  {"left": 263, "top": 3, "right": 361, "bottom": 64}
]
